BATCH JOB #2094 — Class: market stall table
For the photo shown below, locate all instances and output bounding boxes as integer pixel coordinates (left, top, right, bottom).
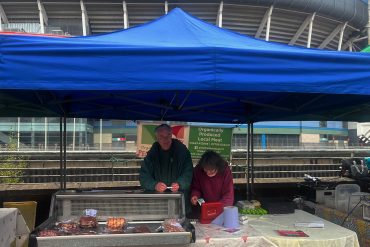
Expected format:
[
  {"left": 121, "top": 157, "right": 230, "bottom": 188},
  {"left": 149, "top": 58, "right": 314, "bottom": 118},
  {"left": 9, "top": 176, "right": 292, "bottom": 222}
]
[
  {"left": 0, "top": 208, "right": 30, "bottom": 247},
  {"left": 248, "top": 209, "right": 359, "bottom": 247}
]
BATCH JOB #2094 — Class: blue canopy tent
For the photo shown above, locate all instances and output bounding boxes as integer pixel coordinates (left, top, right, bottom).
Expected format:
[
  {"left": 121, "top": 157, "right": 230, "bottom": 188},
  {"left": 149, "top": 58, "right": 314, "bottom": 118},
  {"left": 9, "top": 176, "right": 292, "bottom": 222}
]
[{"left": 1, "top": 8, "right": 370, "bottom": 123}]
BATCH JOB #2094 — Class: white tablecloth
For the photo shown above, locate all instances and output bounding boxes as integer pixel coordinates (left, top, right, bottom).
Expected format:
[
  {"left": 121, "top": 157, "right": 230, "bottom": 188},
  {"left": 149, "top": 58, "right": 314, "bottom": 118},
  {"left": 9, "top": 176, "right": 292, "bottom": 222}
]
[
  {"left": 248, "top": 210, "right": 360, "bottom": 247},
  {"left": 0, "top": 208, "right": 30, "bottom": 247},
  {"left": 192, "top": 223, "right": 277, "bottom": 247}
]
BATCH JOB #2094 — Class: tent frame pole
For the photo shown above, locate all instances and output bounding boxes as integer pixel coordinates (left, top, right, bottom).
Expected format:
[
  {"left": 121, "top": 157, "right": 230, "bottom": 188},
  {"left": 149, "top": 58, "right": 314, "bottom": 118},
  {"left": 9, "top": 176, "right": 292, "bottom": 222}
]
[
  {"left": 246, "top": 122, "right": 255, "bottom": 201},
  {"left": 246, "top": 122, "right": 251, "bottom": 200},
  {"left": 251, "top": 122, "right": 255, "bottom": 200},
  {"left": 59, "top": 117, "right": 63, "bottom": 190},
  {"left": 59, "top": 116, "right": 67, "bottom": 191},
  {"left": 63, "top": 116, "right": 67, "bottom": 190}
]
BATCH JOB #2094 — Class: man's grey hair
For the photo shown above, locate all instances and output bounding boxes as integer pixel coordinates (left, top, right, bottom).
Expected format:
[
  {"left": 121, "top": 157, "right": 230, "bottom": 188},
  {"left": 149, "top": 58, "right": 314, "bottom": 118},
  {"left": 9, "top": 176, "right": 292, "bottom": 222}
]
[{"left": 155, "top": 123, "right": 172, "bottom": 133}]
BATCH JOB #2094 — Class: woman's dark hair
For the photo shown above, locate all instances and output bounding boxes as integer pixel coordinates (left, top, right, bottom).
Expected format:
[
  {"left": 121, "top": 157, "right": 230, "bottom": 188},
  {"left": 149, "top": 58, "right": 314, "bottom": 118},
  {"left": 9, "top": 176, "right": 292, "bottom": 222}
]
[{"left": 198, "top": 150, "right": 226, "bottom": 173}]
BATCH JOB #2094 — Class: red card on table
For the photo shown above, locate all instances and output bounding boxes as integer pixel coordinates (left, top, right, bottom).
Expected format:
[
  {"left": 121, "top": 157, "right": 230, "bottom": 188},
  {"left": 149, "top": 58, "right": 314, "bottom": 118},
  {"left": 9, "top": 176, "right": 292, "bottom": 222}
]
[{"left": 276, "top": 230, "right": 309, "bottom": 237}]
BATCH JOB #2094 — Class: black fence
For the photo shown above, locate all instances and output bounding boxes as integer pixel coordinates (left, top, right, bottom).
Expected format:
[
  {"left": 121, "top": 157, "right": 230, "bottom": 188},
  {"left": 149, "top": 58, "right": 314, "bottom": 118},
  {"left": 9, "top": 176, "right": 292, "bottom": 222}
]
[
  {"left": 232, "top": 164, "right": 340, "bottom": 179},
  {"left": 0, "top": 161, "right": 340, "bottom": 184}
]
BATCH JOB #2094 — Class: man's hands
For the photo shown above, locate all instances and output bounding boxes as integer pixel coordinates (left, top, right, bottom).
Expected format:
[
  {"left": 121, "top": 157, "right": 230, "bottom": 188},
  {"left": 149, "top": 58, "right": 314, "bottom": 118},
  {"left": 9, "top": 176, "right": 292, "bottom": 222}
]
[
  {"left": 155, "top": 182, "right": 180, "bottom": 192},
  {"left": 191, "top": 195, "right": 198, "bottom": 206},
  {"left": 155, "top": 182, "right": 167, "bottom": 192}
]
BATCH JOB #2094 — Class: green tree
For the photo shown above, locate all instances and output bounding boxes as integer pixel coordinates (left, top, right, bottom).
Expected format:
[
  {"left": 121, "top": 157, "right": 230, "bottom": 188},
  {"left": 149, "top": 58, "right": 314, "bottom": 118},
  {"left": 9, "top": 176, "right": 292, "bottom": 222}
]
[{"left": 0, "top": 132, "right": 28, "bottom": 183}]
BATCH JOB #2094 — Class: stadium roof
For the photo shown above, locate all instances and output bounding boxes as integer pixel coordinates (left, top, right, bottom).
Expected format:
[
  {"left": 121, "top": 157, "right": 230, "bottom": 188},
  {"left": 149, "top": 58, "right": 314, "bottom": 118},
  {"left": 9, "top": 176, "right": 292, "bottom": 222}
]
[{"left": 0, "top": 0, "right": 367, "bottom": 51}]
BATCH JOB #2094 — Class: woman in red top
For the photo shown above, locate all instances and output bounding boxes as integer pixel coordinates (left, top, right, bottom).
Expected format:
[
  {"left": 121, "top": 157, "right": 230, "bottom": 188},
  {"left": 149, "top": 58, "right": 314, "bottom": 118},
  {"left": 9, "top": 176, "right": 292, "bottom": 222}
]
[{"left": 190, "top": 150, "right": 234, "bottom": 207}]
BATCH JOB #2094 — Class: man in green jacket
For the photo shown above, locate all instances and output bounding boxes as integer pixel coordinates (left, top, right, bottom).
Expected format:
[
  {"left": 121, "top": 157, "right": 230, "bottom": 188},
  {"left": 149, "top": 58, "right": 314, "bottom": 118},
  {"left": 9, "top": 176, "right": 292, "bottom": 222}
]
[{"left": 139, "top": 124, "right": 193, "bottom": 212}]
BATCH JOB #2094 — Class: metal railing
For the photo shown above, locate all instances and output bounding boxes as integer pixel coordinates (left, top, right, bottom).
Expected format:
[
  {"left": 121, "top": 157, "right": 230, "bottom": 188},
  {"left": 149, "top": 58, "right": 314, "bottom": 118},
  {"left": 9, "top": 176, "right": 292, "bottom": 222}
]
[
  {"left": 232, "top": 142, "right": 356, "bottom": 150},
  {"left": 0, "top": 160, "right": 341, "bottom": 184},
  {"left": 232, "top": 164, "right": 341, "bottom": 179}
]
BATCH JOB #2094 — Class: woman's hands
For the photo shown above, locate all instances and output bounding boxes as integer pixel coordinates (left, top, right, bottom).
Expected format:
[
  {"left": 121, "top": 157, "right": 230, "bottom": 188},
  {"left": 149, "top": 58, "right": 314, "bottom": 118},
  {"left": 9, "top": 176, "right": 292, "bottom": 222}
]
[{"left": 191, "top": 195, "right": 198, "bottom": 206}]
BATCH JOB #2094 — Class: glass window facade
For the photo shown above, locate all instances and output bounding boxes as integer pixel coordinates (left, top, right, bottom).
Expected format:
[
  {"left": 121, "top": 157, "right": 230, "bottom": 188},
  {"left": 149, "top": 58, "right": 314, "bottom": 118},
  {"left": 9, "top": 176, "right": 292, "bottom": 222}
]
[{"left": 0, "top": 118, "right": 350, "bottom": 151}]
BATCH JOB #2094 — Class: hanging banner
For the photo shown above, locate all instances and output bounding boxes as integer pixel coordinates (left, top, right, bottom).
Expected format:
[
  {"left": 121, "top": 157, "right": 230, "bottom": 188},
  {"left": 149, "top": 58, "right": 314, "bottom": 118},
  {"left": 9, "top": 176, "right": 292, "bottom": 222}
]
[
  {"left": 188, "top": 126, "right": 232, "bottom": 161},
  {"left": 137, "top": 122, "right": 232, "bottom": 160}
]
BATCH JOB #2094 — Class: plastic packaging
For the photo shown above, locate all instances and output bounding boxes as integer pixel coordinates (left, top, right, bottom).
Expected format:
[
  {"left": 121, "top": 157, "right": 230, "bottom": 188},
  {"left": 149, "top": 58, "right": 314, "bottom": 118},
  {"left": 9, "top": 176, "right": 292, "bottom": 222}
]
[
  {"left": 56, "top": 220, "right": 79, "bottom": 234},
  {"left": 79, "top": 216, "right": 98, "bottom": 228},
  {"left": 106, "top": 217, "right": 126, "bottom": 231},
  {"left": 38, "top": 229, "right": 60, "bottom": 237},
  {"left": 161, "top": 219, "right": 185, "bottom": 232}
]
